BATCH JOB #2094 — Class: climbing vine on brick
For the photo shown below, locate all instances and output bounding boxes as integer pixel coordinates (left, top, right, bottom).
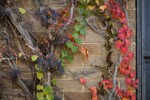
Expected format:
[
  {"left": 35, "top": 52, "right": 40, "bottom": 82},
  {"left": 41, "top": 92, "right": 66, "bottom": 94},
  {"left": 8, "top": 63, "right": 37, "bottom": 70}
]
[{"left": 0, "top": 0, "right": 137, "bottom": 100}]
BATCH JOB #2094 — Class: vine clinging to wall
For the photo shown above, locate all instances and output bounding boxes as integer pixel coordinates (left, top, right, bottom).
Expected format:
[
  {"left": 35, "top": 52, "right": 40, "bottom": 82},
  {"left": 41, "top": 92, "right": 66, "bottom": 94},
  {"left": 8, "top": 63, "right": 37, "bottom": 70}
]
[{"left": 0, "top": 0, "right": 137, "bottom": 100}]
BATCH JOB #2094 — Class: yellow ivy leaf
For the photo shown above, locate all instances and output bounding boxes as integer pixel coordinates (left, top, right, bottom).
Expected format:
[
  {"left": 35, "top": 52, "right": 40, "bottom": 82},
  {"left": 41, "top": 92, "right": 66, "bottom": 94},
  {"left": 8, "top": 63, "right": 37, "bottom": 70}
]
[
  {"left": 87, "top": 5, "right": 95, "bottom": 10},
  {"left": 19, "top": 7, "right": 26, "bottom": 14},
  {"left": 95, "top": 0, "right": 99, "bottom": 5},
  {"left": 18, "top": 53, "right": 22, "bottom": 57},
  {"left": 99, "top": 5, "right": 107, "bottom": 11},
  {"left": 36, "top": 72, "right": 43, "bottom": 80},
  {"left": 31, "top": 55, "right": 38, "bottom": 62},
  {"left": 87, "top": 0, "right": 91, "bottom": 3}
]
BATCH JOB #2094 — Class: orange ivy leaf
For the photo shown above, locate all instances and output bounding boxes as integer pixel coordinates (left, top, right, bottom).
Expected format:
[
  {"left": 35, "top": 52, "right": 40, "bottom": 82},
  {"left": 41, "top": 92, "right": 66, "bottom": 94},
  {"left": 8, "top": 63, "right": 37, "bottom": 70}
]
[
  {"left": 122, "top": 98, "right": 129, "bottom": 100},
  {"left": 79, "top": 46, "right": 89, "bottom": 58}
]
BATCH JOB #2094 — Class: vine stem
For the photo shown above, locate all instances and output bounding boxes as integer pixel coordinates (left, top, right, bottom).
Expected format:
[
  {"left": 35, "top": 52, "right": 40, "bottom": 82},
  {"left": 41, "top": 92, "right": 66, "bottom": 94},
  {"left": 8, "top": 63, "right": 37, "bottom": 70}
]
[
  {"left": 108, "top": 0, "right": 130, "bottom": 99},
  {"left": 62, "top": 0, "right": 74, "bottom": 28},
  {"left": 116, "top": 0, "right": 130, "bottom": 26},
  {"left": 47, "top": 72, "right": 51, "bottom": 86},
  {"left": 58, "top": 0, "right": 75, "bottom": 36},
  {"left": 86, "top": 18, "right": 107, "bottom": 38},
  {"left": 108, "top": 55, "right": 122, "bottom": 100}
]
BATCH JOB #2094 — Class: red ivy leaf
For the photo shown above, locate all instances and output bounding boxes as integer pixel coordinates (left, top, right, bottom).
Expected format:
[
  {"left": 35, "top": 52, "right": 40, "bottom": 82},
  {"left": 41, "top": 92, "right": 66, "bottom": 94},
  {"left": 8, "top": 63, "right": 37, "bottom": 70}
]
[
  {"left": 130, "top": 72, "right": 135, "bottom": 78},
  {"left": 125, "top": 78, "right": 133, "bottom": 85},
  {"left": 80, "top": 78, "right": 86, "bottom": 84},
  {"left": 115, "top": 40, "right": 124, "bottom": 49},
  {"left": 127, "top": 52, "right": 134, "bottom": 60},
  {"left": 121, "top": 47, "right": 128, "bottom": 54},
  {"left": 125, "top": 70, "right": 130, "bottom": 76}
]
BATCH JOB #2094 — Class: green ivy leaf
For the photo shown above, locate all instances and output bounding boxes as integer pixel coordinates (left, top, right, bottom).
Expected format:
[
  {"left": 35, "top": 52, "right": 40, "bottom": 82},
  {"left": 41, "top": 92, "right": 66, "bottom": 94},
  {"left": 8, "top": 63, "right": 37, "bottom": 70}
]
[
  {"left": 31, "top": 55, "right": 38, "bottom": 62},
  {"left": 80, "top": 27, "right": 86, "bottom": 35},
  {"left": 74, "top": 25, "right": 81, "bottom": 31},
  {"left": 77, "top": 8, "right": 84, "bottom": 15},
  {"left": 43, "top": 86, "right": 52, "bottom": 95},
  {"left": 72, "top": 32, "right": 79, "bottom": 39},
  {"left": 85, "top": 9, "right": 93, "bottom": 17},
  {"left": 51, "top": 78, "right": 57, "bottom": 86},
  {"left": 46, "top": 94, "right": 54, "bottom": 100},
  {"left": 36, "top": 72, "right": 43, "bottom": 80},
  {"left": 75, "top": 38, "right": 82, "bottom": 44},
  {"left": 75, "top": 17, "right": 82, "bottom": 22},
  {"left": 36, "top": 85, "right": 44, "bottom": 90},
  {"left": 80, "top": 20, "right": 87, "bottom": 26},
  {"left": 61, "top": 50, "right": 68, "bottom": 58},
  {"left": 19, "top": 7, "right": 26, "bottom": 14},
  {"left": 71, "top": 46, "right": 78, "bottom": 53},
  {"left": 35, "top": 64, "right": 39, "bottom": 71},
  {"left": 66, "top": 41, "right": 73, "bottom": 48},
  {"left": 67, "top": 55, "right": 74, "bottom": 62},
  {"left": 36, "top": 92, "right": 44, "bottom": 99}
]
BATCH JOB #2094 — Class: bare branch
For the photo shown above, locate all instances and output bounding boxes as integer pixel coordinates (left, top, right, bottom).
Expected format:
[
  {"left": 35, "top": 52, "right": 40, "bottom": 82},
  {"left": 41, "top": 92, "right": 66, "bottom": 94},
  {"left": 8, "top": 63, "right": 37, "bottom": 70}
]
[
  {"left": 7, "top": 8, "right": 36, "bottom": 53},
  {"left": 86, "top": 18, "right": 107, "bottom": 38},
  {"left": 58, "top": 0, "right": 75, "bottom": 36}
]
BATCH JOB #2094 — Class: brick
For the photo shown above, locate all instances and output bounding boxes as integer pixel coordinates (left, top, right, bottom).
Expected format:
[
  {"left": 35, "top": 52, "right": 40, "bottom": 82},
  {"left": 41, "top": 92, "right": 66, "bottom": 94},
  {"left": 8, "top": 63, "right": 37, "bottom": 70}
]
[
  {"left": 65, "top": 67, "right": 101, "bottom": 79},
  {"left": 54, "top": 90, "right": 64, "bottom": 99},
  {"left": 24, "top": 16, "right": 48, "bottom": 33},
  {"left": 82, "top": 43, "right": 101, "bottom": 55},
  {"left": 12, "top": 82, "right": 21, "bottom": 89},
  {"left": 44, "top": 0, "right": 67, "bottom": 9},
  {"left": 66, "top": 62, "right": 84, "bottom": 68},
  {"left": 21, "top": 73, "right": 33, "bottom": 79},
  {"left": 2, "top": 89, "right": 24, "bottom": 96},
  {"left": 64, "top": 92, "right": 91, "bottom": 100},
  {"left": 130, "top": 31, "right": 136, "bottom": 42},
  {"left": 84, "top": 79, "right": 101, "bottom": 91},
  {"left": 129, "top": 43, "right": 136, "bottom": 53},
  {"left": 85, "top": 55, "right": 106, "bottom": 67},
  {"left": 127, "top": 10, "right": 136, "bottom": 20},
  {"left": 129, "top": 21, "right": 136, "bottom": 31},
  {"left": 84, "top": 28, "right": 105, "bottom": 43},
  {"left": 18, "top": 66, "right": 31, "bottom": 72},
  {"left": 1, "top": 79, "right": 12, "bottom": 88},
  {"left": 17, "top": 61, "right": 31, "bottom": 72},
  {"left": 69, "top": 54, "right": 85, "bottom": 64},
  {"left": 13, "top": 96, "right": 26, "bottom": 100},
  {"left": 56, "top": 80, "right": 83, "bottom": 91},
  {"left": 1, "top": 95, "right": 13, "bottom": 100},
  {"left": 127, "top": 0, "right": 135, "bottom": 10},
  {"left": 18, "top": 0, "right": 32, "bottom": 8}
]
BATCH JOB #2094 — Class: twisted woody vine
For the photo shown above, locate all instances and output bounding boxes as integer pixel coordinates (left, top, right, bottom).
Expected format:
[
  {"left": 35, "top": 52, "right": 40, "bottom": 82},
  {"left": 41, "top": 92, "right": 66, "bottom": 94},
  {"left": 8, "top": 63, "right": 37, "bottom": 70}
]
[{"left": 0, "top": 0, "right": 138, "bottom": 100}]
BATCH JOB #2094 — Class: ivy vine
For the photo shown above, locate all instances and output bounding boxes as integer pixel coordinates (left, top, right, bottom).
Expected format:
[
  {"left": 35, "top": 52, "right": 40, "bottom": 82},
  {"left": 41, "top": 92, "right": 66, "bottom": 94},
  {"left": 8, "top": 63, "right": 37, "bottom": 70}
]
[{"left": 0, "top": 0, "right": 137, "bottom": 100}]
